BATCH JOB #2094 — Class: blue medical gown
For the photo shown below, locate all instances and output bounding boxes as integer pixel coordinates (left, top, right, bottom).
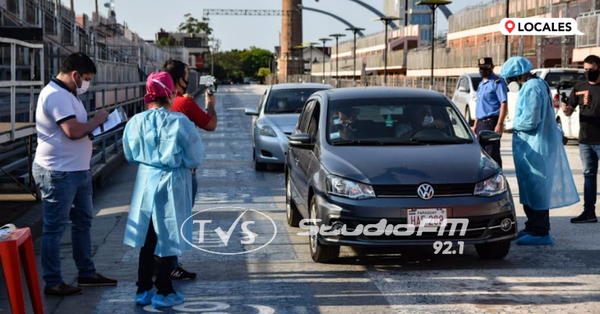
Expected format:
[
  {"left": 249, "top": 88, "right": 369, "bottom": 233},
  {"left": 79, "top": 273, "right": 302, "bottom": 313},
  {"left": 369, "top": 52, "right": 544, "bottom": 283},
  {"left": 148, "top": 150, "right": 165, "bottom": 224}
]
[
  {"left": 512, "top": 78, "right": 579, "bottom": 210},
  {"left": 122, "top": 108, "right": 204, "bottom": 257}
]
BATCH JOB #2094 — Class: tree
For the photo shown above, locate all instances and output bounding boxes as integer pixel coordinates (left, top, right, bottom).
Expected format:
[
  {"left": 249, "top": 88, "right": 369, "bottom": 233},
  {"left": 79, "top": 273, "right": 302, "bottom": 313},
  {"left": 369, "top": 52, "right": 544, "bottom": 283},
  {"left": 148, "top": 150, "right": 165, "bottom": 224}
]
[
  {"left": 155, "top": 36, "right": 174, "bottom": 47},
  {"left": 178, "top": 13, "right": 213, "bottom": 35},
  {"left": 241, "top": 48, "right": 274, "bottom": 78},
  {"left": 256, "top": 67, "right": 271, "bottom": 84}
]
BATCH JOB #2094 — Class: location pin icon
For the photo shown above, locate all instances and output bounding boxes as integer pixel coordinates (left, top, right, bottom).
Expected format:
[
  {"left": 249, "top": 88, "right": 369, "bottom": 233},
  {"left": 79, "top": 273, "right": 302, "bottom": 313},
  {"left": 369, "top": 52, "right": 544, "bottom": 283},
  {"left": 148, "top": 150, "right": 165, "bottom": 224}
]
[{"left": 505, "top": 20, "right": 515, "bottom": 33}]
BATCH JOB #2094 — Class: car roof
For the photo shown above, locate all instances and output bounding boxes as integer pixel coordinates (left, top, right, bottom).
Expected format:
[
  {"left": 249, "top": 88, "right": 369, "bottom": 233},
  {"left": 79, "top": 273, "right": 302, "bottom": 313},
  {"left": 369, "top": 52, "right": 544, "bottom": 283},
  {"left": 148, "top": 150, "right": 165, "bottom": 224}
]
[
  {"left": 269, "top": 83, "right": 333, "bottom": 90},
  {"left": 532, "top": 68, "right": 585, "bottom": 73},
  {"left": 320, "top": 87, "right": 447, "bottom": 101}
]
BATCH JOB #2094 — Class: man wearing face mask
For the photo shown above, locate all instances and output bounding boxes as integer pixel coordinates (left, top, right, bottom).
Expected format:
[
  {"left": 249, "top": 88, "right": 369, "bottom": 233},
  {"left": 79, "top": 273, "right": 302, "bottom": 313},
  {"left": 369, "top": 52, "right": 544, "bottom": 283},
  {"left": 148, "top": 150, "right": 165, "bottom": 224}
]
[
  {"left": 33, "top": 52, "right": 117, "bottom": 296},
  {"left": 473, "top": 57, "right": 508, "bottom": 168},
  {"left": 161, "top": 59, "right": 217, "bottom": 280},
  {"left": 562, "top": 54, "right": 600, "bottom": 223}
]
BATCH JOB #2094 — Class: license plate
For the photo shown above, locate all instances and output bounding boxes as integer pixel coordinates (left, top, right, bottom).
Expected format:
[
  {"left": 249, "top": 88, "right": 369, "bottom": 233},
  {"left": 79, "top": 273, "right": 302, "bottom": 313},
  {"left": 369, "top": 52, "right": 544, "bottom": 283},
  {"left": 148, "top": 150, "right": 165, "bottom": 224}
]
[{"left": 407, "top": 208, "right": 447, "bottom": 227}]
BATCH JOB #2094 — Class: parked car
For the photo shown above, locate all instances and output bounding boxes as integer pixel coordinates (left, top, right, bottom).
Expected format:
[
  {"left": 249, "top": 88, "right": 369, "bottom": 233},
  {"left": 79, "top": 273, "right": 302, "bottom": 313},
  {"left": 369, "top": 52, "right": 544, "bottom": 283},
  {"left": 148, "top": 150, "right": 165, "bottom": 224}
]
[
  {"left": 505, "top": 68, "right": 586, "bottom": 139},
  {"left": 452, "top": 73, "right": 483, "bottom": 125},
  {"left": 245, "top": 83, "right": 333, "bottom": 171},
  {"left": 285, "top": 87, "right": 517, "bottom": 263}
]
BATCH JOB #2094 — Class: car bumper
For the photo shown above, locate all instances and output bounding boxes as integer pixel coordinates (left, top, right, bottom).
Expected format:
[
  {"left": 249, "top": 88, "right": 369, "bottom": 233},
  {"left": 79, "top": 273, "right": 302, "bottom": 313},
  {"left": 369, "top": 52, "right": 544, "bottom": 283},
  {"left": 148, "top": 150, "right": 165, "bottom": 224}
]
[
  {"left": 255, "top": 134, "right": 289, "bottom": 164},
  {"left": 312, "top": 192, "right": 517, "bottom": 246}
]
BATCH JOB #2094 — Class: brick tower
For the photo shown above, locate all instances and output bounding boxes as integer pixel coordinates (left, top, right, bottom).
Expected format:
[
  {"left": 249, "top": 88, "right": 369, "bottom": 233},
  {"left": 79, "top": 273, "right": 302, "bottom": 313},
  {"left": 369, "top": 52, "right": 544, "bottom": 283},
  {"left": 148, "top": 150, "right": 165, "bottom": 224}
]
[{"left": 279, "top": 0, "right": 303, "bottom": 82}]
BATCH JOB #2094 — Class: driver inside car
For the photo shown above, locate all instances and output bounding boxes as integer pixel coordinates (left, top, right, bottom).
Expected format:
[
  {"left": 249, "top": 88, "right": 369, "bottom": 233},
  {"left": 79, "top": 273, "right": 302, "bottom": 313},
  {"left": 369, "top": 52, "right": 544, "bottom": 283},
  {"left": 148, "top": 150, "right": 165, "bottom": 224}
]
[
  {"left": 396, "top": 105, "right": 447, "bottom": 138},
  {"left": 334, "top": 107, "right": 361, "bottom": 140}
]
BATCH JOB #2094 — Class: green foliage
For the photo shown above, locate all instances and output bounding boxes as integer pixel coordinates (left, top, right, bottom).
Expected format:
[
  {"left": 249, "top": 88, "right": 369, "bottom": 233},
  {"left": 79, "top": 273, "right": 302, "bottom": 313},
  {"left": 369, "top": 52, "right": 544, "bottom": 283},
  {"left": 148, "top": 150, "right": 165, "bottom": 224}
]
[
  {"left": 155, "top": 36, "right": 174, "bottom": 47},
  {"left": 178, "top": 13, "right": 213, "bottom": 35},
  {"left": 213, "top": 48, "right": 274, "bottom": 81}
]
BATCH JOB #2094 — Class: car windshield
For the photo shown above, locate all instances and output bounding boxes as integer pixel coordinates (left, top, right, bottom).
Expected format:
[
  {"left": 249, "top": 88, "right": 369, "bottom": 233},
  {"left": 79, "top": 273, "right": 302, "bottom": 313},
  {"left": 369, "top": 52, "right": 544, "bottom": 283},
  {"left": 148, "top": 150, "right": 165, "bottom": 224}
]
[
  {"left": 544, "top": 72, "right": 586, "bottom": 89},
  {"left": 265, "top": 88, "right": 325, "bottom": 114},
  {"left": 327, "top": 97, "right": 474, "bottom": 145},
  {"left": 471, "top": 77, "right": 483, "bottom": 91}
]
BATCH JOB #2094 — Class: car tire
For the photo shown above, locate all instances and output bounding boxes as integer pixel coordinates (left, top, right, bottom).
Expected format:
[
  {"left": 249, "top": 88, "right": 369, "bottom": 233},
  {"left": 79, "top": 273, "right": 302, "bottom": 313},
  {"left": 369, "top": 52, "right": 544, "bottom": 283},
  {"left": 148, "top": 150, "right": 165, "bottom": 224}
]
[
  {"left": 308, "top": 195, "right": 340, "bottom": 263},
  {"left": 465, "top": 106, "right": 474, "bottom": 126},
  {"left": 254, "top": 160, "right": 267, "bottom": 171},
  {"left": 286, "top": 175, "right": 301, "bottom": 227},
  {"left": 475, "top": 240, "right": 511, "bottom": 259},
  {"left": 557, "top": 119, "right": 568, "bottom": 145}
]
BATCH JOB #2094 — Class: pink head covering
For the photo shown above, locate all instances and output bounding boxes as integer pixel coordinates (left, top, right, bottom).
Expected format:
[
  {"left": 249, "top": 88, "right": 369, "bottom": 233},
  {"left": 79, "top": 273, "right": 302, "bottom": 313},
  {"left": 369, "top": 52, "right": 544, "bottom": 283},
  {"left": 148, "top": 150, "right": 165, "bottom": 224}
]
[{"left": 144, "top": 72, "right": 175, "bottom": 104}]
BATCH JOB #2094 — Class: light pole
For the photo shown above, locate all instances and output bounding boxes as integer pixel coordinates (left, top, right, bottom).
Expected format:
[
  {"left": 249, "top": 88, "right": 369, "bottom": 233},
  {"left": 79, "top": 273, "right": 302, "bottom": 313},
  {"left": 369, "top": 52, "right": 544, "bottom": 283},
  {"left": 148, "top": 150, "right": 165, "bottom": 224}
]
[
  {"left": 346, "top": 27, "right": 365, "bottom": 83},
  {"left": 416, "top": 0, "right": 452, "bottom": 90},
  {"left": 505, "top": 0, "right": 509, "bottom": 62},
  {"left": 329, "top": 33, "right": 346, "bottom": 87},
  {"left": 373, "top": 16, "right": 400, "bottom": 86},
  {"left": 318, "top": 37, "right": 332, "bottom": 83}
]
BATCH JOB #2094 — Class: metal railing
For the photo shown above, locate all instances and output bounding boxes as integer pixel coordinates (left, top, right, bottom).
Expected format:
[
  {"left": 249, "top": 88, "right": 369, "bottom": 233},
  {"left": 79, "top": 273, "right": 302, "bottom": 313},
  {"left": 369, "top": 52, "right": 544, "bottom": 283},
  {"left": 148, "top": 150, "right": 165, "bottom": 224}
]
[
  {"left": 311, "top": 50, "right": 406, "bottom": 74},
  {"left": 576, "top": 10, "right": 600, "bottom": 48}
]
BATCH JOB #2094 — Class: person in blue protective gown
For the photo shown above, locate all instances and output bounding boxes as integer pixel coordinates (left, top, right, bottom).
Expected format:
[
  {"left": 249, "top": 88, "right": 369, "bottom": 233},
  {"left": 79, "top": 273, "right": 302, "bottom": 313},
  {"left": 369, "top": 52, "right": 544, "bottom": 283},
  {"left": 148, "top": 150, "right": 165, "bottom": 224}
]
[
  {"left": 122, "top": 71, "right": 204, "bottom": 308},
  {"left": 500, "top": 56, "right": 579, "bottom": 246}
]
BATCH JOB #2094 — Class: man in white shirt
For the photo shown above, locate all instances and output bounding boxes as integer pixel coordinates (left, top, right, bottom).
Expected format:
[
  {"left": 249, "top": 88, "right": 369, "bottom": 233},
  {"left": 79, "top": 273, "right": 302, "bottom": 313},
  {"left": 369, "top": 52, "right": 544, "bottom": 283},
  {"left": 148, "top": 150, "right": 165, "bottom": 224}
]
[{"left": 32, "top": 52, "right": 117, "bottom": 296}]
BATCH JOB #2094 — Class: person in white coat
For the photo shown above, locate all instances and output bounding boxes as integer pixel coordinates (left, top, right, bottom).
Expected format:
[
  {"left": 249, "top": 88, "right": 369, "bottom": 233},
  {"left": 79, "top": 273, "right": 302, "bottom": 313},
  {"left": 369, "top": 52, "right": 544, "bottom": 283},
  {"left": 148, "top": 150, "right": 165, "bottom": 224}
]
[{"left": 123, "top": 71, "right": 204, "bottom": 308}]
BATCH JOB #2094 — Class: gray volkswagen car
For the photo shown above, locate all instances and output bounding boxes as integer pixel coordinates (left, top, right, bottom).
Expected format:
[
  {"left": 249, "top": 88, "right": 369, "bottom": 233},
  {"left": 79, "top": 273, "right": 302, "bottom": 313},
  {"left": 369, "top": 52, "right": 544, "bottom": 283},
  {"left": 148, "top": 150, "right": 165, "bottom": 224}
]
[
  {"left": 245, "top": 83, "right": 332, "bottom": 171},
  {"left": 285, "top": 87, "right": 517, "bottom": 263}
]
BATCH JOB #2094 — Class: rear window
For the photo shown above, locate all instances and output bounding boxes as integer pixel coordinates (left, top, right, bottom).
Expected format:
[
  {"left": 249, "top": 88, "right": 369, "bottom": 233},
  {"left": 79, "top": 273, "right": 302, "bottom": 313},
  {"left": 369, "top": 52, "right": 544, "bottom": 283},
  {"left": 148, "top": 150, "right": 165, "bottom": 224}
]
[
  {"left": 265, "top": 88, "right": 326, "bottom": 114},
  {"left": 544, "top": 72, "right": 586, "bottom": 88}
]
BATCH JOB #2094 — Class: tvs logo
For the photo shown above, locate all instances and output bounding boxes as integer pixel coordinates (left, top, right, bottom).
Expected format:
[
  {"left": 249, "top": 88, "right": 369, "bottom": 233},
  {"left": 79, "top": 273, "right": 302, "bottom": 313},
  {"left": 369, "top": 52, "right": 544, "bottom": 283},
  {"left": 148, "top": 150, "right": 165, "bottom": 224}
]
[
  {"left": 181, "top": 207, "right": 277, "bottom": 255},
  {"left": 500, "top": 18, "right": 584, "bottom": 36}
]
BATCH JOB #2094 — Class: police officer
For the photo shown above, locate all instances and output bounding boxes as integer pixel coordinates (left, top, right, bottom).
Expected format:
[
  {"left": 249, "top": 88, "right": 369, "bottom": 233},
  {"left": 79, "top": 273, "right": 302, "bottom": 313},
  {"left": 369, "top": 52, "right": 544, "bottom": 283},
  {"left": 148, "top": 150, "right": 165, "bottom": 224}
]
[{"left": 473, "top": 57, "right": 508, "bottom": 168}]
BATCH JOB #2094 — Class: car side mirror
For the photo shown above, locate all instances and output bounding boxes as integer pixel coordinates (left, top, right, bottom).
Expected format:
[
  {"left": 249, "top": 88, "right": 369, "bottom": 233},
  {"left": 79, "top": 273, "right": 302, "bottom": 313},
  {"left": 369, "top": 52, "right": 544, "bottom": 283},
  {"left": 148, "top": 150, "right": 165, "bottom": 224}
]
[
  {"left": 244, "top": 107, "right": 259, "bottom": 116},
  {"left": 458, "top": 86, "right": 469, "bottom": 93},
  {"left": 507, "top": 81, "right": 521, "bottom": 93},
  {"left": 478, "top": 130, "right": 501, "bottom": 146},
  {"left": 289, "top": 133, "right": 315, "bottom": 150}
]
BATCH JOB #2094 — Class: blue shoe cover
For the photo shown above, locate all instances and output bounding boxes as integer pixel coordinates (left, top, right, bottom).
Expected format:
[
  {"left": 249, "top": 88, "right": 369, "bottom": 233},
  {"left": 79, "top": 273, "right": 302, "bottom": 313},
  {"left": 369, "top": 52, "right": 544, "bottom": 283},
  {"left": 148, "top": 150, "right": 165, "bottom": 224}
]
[
  {"left": 151, "top": 292, "right": 185, "bottom": 308},
  {"left": 515, "top": 234, "right": 554, "bottom": 246},
  {"left": 135, "top": 290, "right": 155, "bottom": 305},
  {"left": 516, "top": 230, "right": 530, "bottom": 239}
]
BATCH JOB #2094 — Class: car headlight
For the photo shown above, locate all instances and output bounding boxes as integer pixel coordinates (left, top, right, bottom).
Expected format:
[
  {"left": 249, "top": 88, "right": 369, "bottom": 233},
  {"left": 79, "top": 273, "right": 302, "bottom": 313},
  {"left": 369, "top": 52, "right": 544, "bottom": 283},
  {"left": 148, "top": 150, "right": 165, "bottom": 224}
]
[
  {"left": 326, "top": 175, "right": 375, "bottom": 199},
  {"left": 474, "top": 173, "right": 506, "bottom": 197},
  {"left": 258, "top": 124, "right": 277, "bottom": 137}
]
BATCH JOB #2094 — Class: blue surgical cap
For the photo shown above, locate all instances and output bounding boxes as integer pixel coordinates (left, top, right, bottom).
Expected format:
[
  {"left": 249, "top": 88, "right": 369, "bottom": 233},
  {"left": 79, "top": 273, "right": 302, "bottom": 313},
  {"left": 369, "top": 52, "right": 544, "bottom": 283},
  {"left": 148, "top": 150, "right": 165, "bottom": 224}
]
[{"left": 500, "top": 56, "right": 533, "bottom": 79}]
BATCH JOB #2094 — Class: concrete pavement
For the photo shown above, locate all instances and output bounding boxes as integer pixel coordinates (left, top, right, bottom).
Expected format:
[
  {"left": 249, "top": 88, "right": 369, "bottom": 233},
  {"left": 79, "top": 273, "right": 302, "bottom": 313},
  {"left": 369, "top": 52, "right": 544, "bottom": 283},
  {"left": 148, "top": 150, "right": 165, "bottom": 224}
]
[{"left": 1, "top": 84, "right": 599, "bottom": 314}]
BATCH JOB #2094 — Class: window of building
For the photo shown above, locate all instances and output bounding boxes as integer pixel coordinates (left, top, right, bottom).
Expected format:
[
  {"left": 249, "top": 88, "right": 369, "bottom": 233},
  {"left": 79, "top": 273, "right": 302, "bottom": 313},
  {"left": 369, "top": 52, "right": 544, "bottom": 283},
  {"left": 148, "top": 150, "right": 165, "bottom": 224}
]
[
  {"left": 421, "top": 29, "right": 431, "bottom": 42},
  {"left": 412, "top": 0, "right": 431, "bottom": 10},
  {"left": 411, "top": 14, "right": 432, "bottom": 25}
]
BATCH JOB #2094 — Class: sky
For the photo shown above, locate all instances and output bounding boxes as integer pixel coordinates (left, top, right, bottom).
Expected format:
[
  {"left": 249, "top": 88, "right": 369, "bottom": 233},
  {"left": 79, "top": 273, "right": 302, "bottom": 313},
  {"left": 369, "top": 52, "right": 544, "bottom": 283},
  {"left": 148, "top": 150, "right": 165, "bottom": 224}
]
[{"left": 71, "top": 0, "right": 473, "bottom": 52}]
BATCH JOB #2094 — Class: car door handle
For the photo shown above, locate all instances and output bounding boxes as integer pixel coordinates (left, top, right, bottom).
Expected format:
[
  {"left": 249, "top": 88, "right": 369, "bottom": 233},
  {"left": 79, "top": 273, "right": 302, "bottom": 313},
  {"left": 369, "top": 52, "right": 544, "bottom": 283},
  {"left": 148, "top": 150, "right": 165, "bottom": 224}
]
[{"left": 294, "top": 157, "right": 299, "bottom": 164}]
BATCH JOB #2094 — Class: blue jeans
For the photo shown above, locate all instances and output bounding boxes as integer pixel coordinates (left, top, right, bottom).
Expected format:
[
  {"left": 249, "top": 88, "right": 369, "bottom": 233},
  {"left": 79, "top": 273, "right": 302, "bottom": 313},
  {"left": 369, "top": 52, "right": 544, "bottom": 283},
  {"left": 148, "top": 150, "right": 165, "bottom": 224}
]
[
  {"left": 580, "top": 144, "right": 600, "bottom": 216},
  {"left": 32, "top": 162, "right": 96, "bottom": 288}
]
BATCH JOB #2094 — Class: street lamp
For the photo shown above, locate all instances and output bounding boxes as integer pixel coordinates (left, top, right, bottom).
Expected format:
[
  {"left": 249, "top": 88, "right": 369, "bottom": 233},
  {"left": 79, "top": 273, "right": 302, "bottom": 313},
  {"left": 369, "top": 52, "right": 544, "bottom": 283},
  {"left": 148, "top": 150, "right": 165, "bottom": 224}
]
[
  {"left": 329, "top": 33, "right": 346, "bottom": 87},
  {"left": 318, "top": 37, "right": 332, "bottom": 83},
  {"left": 346, "top": 27, "right": 365, "bottom": 83},
  {"left": 416, "top": 0, "right": 452, "bottom": 90},
  {"left": 373, "top": 16, "right": 400, "bottom": 85}
]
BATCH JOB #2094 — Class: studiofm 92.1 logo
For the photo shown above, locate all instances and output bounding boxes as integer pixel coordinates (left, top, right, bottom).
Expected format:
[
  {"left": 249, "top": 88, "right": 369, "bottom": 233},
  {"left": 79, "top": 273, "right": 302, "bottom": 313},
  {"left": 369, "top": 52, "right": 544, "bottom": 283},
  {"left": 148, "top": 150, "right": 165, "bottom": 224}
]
[
  {"left": 500, "top": 18, "right": 584, "bottom": 36},
  {"left": 181, "top": 207, "right": 277, "bottom": 255}
]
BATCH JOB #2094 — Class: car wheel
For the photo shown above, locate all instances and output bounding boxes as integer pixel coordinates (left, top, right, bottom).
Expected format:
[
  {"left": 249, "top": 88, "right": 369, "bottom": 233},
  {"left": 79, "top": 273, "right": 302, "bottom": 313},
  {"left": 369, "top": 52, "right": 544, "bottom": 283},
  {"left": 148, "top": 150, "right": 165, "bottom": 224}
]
[
  {"left": 465, "top": 106, "right": 474, "bottom": 126},
  {"left": 557, "top": 119, "right": 568, "bottom": 145},
  {"left": 308, "top": 195, "right": 340, "bottom": 263},
  {"left": 286, "top": 175, "right": 301, "bottom": 227},
  {"left": 475, "top": 240, "right": 511, "bottom": 259}
]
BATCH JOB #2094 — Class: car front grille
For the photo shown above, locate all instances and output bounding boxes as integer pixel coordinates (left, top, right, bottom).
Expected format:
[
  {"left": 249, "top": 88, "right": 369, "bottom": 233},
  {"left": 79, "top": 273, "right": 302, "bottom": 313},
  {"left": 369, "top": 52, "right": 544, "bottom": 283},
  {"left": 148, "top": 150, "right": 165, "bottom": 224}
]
[{"left": 373, "top": 183, "right": 475, "bottom": 197}]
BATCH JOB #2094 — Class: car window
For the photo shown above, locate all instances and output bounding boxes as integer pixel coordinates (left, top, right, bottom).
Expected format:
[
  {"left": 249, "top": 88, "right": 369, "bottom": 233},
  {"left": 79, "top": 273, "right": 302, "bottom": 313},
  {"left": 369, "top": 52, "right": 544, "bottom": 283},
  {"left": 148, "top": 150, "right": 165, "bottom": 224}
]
[
  {"left": 307, "top": 103, "right": 320, "bottom": 138},
  {"left": 544, "top": 72, "right": 586, "bottom": 89},
  {"left": 264, "top": 88, "right": 327, "bottom": 114},
  {"left": 471, "top": 77, "right": 482, "bottom": 91},
  {"left": 327, "top": 97, "right": 473, "bottom": 145},
  {"left": 297, "top": 100, "right": 315, "bottom": 133}
]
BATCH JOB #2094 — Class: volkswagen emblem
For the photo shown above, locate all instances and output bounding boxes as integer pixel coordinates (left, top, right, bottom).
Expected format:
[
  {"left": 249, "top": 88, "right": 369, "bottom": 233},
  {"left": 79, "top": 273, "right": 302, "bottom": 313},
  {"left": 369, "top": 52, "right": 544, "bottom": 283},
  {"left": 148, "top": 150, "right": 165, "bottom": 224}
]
[{"left": 417, "top": 183, "right": 434, "bottom": 200}]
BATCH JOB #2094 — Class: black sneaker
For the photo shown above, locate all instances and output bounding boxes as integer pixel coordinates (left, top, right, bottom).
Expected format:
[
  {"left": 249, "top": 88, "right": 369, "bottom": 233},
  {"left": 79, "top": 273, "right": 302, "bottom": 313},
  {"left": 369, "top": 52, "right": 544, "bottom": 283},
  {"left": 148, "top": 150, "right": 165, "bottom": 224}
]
[
  {"left": 170, "top": 266, "right": 197, "bottom": 280},
  {"left": 44, "top": 283, "right": 83, "bottom": 296},
  {"left": 78, "top": 273, "right": 118, "bottom": 286},
  {"left": 570, "top": 212, "right": 598, "bottom": 223}
]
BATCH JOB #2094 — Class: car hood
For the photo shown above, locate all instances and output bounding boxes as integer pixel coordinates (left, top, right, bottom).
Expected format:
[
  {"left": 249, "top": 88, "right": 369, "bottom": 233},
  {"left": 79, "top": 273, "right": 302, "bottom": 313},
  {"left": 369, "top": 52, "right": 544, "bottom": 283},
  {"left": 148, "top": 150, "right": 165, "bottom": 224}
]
[
  {"left": 262, "top": 114, "right": 300, "bottom": 133},
  {"left": 320, "top": 144, "right": 498, "bottom": 185}
]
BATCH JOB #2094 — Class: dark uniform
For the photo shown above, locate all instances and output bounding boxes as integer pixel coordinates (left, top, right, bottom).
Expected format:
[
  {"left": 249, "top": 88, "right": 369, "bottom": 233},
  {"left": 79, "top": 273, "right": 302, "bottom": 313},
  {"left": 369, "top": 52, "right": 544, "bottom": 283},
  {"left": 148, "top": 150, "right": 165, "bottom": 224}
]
[{"left": 474, "top": 57, "right": 508, "bottom": 168}]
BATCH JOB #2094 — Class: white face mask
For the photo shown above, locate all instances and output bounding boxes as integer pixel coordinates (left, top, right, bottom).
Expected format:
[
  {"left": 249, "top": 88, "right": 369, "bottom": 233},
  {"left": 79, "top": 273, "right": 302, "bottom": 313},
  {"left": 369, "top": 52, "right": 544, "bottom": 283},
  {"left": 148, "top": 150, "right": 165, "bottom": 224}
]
[
  {"left": 75, "top": 73, "right": 91, "bottom": 95},
  {"left": 422, "top": 115, "right": 434, "bottom": 126}
]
